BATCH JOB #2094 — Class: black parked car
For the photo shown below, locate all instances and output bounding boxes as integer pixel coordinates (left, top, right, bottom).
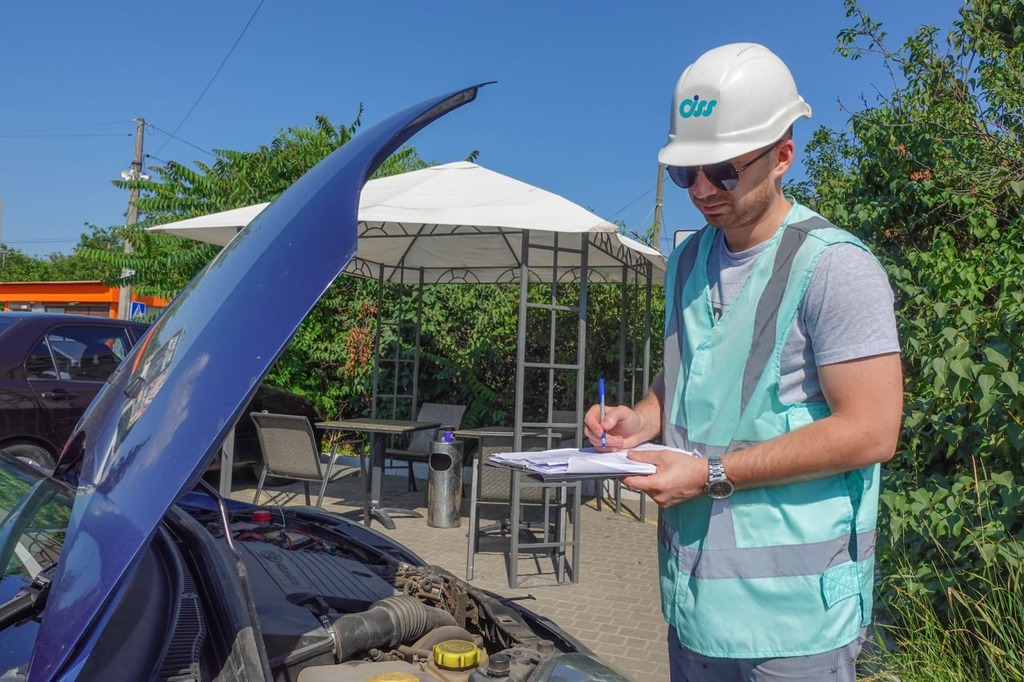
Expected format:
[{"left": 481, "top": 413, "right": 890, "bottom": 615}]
[
  {"left": 0, "top": 86, "right": 628, "bottom": 681},
  {"left": 0, "top": 311, "right": 322, "bottom": 472}
]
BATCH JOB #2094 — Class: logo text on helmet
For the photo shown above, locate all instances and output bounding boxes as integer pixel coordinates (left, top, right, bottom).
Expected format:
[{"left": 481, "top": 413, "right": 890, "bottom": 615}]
[{"left": 679, "top": 95, "right": 717, "bottom": 119}]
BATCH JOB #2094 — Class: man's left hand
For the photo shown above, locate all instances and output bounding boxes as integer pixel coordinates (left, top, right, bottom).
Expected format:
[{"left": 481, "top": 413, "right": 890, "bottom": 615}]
[{"left": 620, "top": 449, "right": 709, "bottom": 508}]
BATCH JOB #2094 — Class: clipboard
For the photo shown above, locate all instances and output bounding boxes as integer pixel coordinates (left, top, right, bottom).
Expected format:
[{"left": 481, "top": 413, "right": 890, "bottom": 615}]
[
  {"left": 484, "top": 443, "right": 693, "bottom": 480},
  {"left": 483, "top": 459, "right": 646, "bottom": 481}
]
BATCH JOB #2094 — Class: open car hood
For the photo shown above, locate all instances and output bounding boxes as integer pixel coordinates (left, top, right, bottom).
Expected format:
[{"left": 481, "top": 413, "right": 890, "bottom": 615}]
[{"left": 32, "top": 85, "right": 486, "bottom": 681}]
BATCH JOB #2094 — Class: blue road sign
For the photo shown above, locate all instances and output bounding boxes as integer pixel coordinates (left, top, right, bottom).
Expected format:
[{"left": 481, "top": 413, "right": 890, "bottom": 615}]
[{"left": 129, "top": 301, "right": 147, "bottom": 319}]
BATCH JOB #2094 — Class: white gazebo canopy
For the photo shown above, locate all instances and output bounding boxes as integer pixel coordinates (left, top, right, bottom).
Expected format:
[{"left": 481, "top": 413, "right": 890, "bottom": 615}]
[{"left": 150, "top": 161, "right": 664, "bottom": 283}]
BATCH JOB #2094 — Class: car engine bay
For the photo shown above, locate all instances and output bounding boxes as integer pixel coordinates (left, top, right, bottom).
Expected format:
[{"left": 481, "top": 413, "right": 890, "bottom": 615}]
[{"left": 190, "top": 506, "right": 622, "bottom": 682}]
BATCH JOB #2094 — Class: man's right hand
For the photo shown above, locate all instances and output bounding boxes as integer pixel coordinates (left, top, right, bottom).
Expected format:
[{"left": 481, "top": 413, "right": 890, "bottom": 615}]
[
  {"left": 584, "top": 403, "right": 647, "bottom": 451},
  {"left": 583, "top": 372, "right": 666, "bottom": 451}
]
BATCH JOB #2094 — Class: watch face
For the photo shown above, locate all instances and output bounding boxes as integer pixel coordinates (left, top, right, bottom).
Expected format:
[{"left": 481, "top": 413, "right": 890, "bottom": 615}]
[{"left": 706, "top": 479, "right": 734, "bottom": 499}]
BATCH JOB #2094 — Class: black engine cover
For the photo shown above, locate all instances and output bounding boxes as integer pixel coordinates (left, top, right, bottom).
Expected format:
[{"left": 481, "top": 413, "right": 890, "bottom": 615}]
[{"left": 237, "top": 542, "right": 396, "bottom": 668}]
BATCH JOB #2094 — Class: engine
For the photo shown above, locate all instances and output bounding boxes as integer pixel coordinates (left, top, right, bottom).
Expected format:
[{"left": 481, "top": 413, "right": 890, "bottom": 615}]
[{"left": 205, "top": 511, "right": 624, "bottom": 682}]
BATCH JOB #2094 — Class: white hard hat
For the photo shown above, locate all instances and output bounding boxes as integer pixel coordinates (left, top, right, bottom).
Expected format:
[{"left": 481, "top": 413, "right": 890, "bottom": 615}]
[{"left": 658, "top": 43, "right": 812, "bottom": 167}]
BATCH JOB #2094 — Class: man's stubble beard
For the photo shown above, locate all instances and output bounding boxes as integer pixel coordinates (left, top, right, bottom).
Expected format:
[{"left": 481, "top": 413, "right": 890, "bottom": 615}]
[{"left": 703, "top": 179, "right": 777, "bottom": 235}]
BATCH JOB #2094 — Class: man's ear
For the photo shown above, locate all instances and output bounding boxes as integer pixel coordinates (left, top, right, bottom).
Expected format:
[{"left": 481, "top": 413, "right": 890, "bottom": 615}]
[{"left": 774, "top": 139, "right": 796, "bottom": 179}]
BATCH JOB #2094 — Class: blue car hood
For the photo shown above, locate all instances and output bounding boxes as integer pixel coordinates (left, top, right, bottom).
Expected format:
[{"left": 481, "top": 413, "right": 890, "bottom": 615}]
[{"left": 32, "top": 85, "right": 486, "bottom": 681}]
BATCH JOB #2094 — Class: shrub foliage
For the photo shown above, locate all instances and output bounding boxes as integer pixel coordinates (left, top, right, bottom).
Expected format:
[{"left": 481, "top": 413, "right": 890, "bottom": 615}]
[{"left": 792, "top": 0, "right": 1024, "bottom": 658}]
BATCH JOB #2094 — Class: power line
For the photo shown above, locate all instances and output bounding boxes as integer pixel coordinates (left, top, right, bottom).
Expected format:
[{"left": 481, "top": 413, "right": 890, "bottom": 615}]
[
  {"left": 0, "top": 133, "right": 131, "bottom": 139},
  {"left": 153, "top": 0, "right": 266, "bottom": 158},
  {"left": 147, "top": 123, "right": 213, "bottom": 157},
  {"left": 608, "top": 184, "right": 656, "bottom": 219},
  {"left": 0, "top": 120, "right": 132, "bottom": 136},
  {"left": 2, "top": 237, "right": 78, "bottom": 245}
]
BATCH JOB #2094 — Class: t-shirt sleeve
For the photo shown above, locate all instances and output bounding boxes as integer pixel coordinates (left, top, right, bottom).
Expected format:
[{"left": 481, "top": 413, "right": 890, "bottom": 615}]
[{"left": 802, "top": 243, "right": 901, "bottom": 366}]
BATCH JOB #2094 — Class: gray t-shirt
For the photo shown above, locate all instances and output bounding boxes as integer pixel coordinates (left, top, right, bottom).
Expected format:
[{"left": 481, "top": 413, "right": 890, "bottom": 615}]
[{"left": 708, "top": 230, "right": 900, "bottom": 404}]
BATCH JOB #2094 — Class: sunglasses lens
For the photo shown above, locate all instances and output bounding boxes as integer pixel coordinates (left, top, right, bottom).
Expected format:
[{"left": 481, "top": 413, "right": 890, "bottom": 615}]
[
  {"left": 702, "top": 162, "right": 740, "bottom": 191},
  {"left": 667, "top": 166, "right": 698, "bottom": 189},
  {"left": 667, "top": 163, "right": 741, "bottom": 191}
]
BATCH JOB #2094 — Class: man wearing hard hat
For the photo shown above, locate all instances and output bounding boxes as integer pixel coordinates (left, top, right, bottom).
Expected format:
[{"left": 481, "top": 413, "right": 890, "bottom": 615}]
[{"left": 585, "top": 44, "right": 903, "bottom": 680}]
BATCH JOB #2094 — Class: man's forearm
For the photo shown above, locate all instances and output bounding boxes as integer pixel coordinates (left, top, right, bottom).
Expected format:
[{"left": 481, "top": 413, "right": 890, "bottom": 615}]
[
  {"left": 722, "top": 411, "right": 895, "bottom": 490},
  {"left": 632, "top": 372, "right": 666, "bottom": 443}
]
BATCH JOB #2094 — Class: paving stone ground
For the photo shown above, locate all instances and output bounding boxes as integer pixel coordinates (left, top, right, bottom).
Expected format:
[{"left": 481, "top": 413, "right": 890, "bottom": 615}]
[{"left": 233, "top": 472, "right": 670, "bottom": 682}]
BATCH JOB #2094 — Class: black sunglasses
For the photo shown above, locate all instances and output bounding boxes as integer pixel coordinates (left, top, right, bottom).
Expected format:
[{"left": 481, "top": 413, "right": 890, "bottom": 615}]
[{"left": 667, "top": 143, "right": 777, "bottom": 192}]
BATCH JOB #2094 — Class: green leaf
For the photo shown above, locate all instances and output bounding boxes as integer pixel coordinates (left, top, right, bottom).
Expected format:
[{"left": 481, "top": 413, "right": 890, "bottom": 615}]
[
  {"left": 978, "top": 390, "right": 997, "bottom": 415},
  {"left": 948, "top": 358, "right": 974, "bottom": 380},
  {"left": 1001, "top": 371, "right": 1021, "bottom": 396},
  {"left": 991, "top": 471, "right": 1015, "bottom": 487},
  {"left": 983, "top": 345, "right": 1010, "bottom": 371}
]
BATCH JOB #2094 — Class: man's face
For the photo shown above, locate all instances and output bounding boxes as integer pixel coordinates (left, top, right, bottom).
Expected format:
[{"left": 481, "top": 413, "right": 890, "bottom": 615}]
[{"left": 686, "top": 143, "right": 782, "bottom": 233}]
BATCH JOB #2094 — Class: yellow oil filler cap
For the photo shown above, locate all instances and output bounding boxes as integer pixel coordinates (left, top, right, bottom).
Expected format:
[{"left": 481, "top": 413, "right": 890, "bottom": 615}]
[
  {"left": 368, "top": 672, "right": 419, "bottom": 682},
  {"left": 432, "top": 639, "right": 482, "bottom": 670}
]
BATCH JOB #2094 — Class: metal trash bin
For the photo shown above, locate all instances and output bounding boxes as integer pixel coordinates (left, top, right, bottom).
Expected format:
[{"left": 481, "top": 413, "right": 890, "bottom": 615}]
[{"left": 427, "top": 428, "right": 463, "bottom": 528}]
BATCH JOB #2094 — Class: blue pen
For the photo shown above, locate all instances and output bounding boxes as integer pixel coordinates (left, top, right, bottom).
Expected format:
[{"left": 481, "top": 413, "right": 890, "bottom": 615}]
[{"left": 598, "top": 378, "right": 607, "bottom": 447}]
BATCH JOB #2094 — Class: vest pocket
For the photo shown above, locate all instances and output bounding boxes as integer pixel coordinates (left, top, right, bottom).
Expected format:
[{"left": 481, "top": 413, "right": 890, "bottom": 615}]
[{"left": 821, "top": 561, "right": 861, "bottom": 609}]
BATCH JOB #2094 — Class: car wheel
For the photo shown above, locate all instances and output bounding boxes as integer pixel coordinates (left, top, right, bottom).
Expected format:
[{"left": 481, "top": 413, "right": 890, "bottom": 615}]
[{"left": 2, "top": 442, "right": 57, "bottom": 471}]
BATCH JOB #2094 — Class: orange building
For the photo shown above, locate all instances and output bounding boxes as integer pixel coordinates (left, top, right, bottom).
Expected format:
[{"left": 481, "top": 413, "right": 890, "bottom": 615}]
[{"left": 0, "top": 281, "right": 168, "bottom": 319}]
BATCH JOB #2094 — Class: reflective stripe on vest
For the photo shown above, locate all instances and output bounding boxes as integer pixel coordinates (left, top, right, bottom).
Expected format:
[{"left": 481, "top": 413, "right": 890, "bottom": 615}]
[
  {"left": 657, "top": 205, "right": 881, "bottom": 658},
  {"left": 658, "top": 517, "right": 877, "bottom": 580}
]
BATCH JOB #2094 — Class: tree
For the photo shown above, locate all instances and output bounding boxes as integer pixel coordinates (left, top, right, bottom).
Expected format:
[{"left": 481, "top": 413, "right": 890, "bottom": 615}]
[
  {"left": 0, "top": 246, "right": 49, "bottom": 283},
  {"left": 0, "top": 225, "right": 119, "bottom": 284},
  {"left": 86, "top": 111, "right": 379, "bottom": 298},
  {"left": 792, "top": 0, "right": 1024, "bottom": 645},
  {"left": 797, "top": 0, "right": 1023, "bottom": 475},
  {"left": 46, "top": 225, "right": 122, "bottom": 281}
]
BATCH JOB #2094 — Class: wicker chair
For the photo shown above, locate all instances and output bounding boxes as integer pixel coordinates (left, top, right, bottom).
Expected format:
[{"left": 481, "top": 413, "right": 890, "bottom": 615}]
[{"left": 250, "top": 412, "right": 361, "bottom": 508}]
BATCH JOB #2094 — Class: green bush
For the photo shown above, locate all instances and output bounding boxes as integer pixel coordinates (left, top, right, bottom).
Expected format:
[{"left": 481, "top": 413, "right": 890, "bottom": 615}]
[
  {"left": 794, "top": 1, "right": 1024, "bottom": 642},
  {"left": 878, "top": 468, "right": 1024, "bottom": 625}
]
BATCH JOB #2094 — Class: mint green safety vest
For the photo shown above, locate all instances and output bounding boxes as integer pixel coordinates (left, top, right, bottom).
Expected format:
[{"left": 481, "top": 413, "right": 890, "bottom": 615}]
[{"left": 659, "top": 206, "right": 879, "bottom": 658}]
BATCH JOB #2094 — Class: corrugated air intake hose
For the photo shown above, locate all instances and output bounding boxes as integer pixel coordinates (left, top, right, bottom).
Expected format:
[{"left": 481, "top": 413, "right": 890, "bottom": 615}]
[{"left": 328, "top": 595, "right": 458, "bottom": 662}]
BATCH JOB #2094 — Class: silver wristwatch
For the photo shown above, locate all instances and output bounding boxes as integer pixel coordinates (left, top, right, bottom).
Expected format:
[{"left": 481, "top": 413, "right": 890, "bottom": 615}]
[{"left": 705, "top": 456, "right": 734, "bottom": 499}]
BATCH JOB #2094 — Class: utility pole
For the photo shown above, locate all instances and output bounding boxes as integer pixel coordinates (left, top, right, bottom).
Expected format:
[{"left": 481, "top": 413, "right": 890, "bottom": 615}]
[
  {"left": 117, "top": 118, "right": 145, "bottom": 320},
  {"left": 652, "top": 162, "right": 665, "bottom": 253}
]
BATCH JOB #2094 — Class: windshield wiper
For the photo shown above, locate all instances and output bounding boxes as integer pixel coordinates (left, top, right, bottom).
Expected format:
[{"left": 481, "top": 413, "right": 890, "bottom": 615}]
[{"left": 0, "top": 563, "right": 57, "bottom": 630}]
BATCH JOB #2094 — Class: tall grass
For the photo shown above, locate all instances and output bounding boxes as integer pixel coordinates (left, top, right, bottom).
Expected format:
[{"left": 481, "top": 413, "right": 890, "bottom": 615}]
[
  {"left": 868, "top": 464, "right": 1024, "bottom": 680},
  {"left": 862, "top": 566, "right": 1024, "bottom": 681}
]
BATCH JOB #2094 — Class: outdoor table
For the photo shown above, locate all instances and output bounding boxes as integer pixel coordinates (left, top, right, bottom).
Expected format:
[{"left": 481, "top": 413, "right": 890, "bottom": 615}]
[{"left": 317, "top": 418, "right": 440, "bottom": 530}]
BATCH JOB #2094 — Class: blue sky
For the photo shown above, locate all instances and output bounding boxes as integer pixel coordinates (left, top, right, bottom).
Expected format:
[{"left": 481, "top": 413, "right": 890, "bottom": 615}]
[{"left": 0, "top": 1, "right": 962, "bottom": 257}]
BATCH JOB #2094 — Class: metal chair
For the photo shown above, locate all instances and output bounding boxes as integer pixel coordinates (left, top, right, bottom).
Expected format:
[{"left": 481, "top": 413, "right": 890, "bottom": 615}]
[
  {"left": 465, "top": 430, "right": 581, "bottom": 587},
  {"left": 250, "top": 412, "right": 361, "bottom": 508},
  {"left": 385, "top": 403, "right": 467, "bottom": 492}
]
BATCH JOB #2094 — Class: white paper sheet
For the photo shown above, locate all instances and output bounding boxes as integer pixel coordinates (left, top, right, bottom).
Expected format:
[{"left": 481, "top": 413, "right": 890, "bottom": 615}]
[{"left": 488, "top": 443, "right": 695, "bottom": 476}]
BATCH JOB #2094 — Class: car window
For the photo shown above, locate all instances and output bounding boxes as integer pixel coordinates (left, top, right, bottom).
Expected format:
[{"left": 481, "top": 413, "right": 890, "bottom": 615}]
[
  {"left": 0, "top": 460, "right": 71, "bottom": 582},
  {"left": 25, "top": 326, "right": 132, "bottom": 383},
  {"left": 24, "top": 341, "right": 60, "bottom": 380}
]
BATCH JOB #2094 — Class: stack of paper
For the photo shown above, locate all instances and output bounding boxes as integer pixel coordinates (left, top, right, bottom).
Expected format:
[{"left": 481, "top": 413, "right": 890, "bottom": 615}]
[{"left": 489, "top": 443, "right": 695, "bottom": 477}]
